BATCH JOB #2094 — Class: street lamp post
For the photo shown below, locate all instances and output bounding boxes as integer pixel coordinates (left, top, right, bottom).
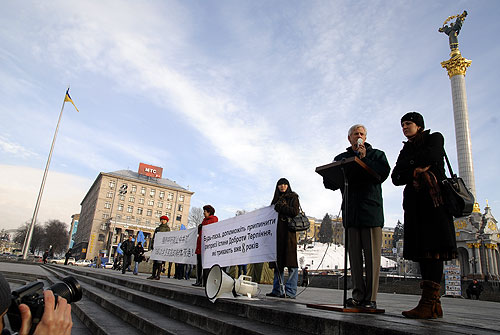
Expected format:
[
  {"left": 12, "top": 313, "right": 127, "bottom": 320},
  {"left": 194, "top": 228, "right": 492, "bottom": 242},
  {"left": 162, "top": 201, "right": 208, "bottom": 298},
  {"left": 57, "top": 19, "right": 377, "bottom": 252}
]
[{"left": 107, "top": 183, "right": 127, "bottom": 259}]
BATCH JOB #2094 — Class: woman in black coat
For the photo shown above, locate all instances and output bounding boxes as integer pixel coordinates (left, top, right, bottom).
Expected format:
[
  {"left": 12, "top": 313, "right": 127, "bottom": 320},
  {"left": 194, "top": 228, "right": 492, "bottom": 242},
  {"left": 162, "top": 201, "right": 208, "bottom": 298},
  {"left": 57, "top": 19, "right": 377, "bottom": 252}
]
[
  {"left": 266, "top": 178, "right": 300, "bottom": 299},
  {"left": 392, "top": 112, "right": 457, "bottom": 319},
  {"left": 132, "top": 242, "right": 145, "bottom": 275}
]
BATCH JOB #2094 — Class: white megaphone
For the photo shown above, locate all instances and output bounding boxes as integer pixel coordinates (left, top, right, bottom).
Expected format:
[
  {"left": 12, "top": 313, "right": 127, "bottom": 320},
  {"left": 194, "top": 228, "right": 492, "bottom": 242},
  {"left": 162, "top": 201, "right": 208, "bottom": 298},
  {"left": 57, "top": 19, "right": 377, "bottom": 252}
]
[{"left": 205, "top": 264, "right": 259, "bottom": 303}]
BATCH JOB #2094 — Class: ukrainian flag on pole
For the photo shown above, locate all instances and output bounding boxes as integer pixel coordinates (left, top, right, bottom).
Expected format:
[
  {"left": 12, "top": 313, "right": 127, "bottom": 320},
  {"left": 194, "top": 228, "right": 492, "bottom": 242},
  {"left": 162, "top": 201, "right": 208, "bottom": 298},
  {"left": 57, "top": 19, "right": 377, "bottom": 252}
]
[{"left": 64, "top": 88, "right": 80, "bottom": 112}]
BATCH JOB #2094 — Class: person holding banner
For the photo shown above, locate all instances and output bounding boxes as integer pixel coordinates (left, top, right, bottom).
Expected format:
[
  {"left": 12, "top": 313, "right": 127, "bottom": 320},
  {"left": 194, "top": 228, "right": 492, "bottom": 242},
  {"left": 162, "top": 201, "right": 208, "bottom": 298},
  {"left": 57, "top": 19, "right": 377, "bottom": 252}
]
[
  {"left": 266, "top": 178, "right": 300, "bottom": 299},
  {"left": 392, "top": 112, "right": 457, "bottom": 319},
  {"left": 193, "top": 205, "right": 218, "bottom": 287},
  {"left": 148, "top": 216, "right": 171, "bottom": 280}
]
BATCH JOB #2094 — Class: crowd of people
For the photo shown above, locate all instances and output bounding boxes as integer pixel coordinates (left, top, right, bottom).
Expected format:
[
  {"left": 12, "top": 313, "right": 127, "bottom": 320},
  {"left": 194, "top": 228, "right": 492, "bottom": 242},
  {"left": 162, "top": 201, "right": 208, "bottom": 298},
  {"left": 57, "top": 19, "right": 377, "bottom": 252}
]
[{"left": 1, "top": 111, "right": 474, "bottom": 335}]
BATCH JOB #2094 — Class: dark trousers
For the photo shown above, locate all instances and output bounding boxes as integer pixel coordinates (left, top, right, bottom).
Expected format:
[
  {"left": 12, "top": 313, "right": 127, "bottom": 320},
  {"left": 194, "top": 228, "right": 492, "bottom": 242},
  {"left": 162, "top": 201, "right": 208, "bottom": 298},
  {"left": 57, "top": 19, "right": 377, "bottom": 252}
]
[
  {"left": 466, "top": 288, "right": 481, "bottom": 299},
  {"left": 175, "top": 263, "right": 185, "bottom": 279},
  {"left": 122, "top": 254, "right": 132, "bottom": 274},
  {"left": 238, "top": 264, "right": 247, "bottom": 276},
  {"left": 195, "top": 254, "right": 203, "bottom": 284},
  {"left": 152, "top": 261, "right": 165, "bottom": 278}
]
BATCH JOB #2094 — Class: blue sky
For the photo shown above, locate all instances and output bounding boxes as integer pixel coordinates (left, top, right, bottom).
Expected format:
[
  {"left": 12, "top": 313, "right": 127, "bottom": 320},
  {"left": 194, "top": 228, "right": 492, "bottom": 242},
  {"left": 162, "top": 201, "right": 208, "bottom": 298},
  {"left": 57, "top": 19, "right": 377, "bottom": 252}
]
[{"left": 1, "top": 1, "right": 499, "bottom": 230}]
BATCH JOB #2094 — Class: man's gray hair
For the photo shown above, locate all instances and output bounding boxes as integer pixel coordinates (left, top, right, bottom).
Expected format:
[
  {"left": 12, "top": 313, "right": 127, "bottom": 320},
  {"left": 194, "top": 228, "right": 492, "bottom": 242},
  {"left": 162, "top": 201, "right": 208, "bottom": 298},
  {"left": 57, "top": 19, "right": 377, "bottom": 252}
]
[{"left": 348, "top": 124, "right": 367, "bottom": 137}]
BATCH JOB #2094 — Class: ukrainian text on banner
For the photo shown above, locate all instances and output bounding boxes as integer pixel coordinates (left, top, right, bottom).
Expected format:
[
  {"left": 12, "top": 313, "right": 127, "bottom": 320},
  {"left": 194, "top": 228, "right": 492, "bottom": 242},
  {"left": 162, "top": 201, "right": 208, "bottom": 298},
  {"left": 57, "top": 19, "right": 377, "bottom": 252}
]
[
  {"left": 150, "top": 228, "right": 197, "bottom": 264},
  {"left": 202, "top": 206, "right": 278, "bottom": 269}
]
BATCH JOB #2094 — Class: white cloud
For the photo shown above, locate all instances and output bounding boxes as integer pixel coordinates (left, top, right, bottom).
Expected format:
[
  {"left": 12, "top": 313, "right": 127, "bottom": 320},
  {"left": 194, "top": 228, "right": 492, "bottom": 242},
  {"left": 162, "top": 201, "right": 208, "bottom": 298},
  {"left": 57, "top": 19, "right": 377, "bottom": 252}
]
[
  {"left": 0, "top": 136, "right": 38, "bottom": 159},
  {"left": 0, "top": 1, "right": 498, "bottom": 227},
  {"left": 0, "top": 165, "right": 92, "bottom": 230}
]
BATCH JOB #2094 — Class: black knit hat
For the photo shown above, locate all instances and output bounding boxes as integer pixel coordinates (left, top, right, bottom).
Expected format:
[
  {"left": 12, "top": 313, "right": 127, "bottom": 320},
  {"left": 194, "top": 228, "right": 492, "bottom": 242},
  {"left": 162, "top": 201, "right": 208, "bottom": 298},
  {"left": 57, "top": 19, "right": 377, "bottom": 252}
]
[
  {"left": 276, "top": 178, "right": 290, "bottom": 186},
  {"left": 0, "top": 273, "right": 11, "bottom": 314},
  {"left": 401, "top": 112, "right": 425, "bottom": 129}
]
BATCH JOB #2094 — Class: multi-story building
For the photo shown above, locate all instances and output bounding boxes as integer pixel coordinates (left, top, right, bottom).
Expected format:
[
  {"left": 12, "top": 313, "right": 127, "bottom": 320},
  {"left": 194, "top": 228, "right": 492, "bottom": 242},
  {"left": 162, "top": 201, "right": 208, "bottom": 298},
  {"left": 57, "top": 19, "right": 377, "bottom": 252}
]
[
  {"left": 68, "top": 214, "right": 79, "bottom": 250},
  {"left": 298, "top": 216, "right": 344, "bottom": 245},
  {"left": 381, "top": 227, "right": 395, "bottom": 253},
  {"left": 72, "top": 164, "right": 193, "bottom": 260}
]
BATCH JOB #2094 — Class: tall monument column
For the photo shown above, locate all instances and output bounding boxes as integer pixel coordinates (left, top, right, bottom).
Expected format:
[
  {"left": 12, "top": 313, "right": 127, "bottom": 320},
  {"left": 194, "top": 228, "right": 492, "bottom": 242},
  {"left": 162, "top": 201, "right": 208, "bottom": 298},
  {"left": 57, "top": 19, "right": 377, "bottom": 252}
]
[{"left": 439, "top": 11, "right": 476, "bottom": 198}]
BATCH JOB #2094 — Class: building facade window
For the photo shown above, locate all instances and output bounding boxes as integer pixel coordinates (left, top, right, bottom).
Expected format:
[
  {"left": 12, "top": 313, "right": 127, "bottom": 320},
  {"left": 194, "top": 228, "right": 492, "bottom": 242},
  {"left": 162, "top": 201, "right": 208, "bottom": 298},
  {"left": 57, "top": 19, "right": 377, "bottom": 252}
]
[
  {"left": 148, "top": 199, "right": 154, "bottom": 206},
  {"left": 145, "top": 219, "right": 151, "bottom": 225},
  {"left": 127, "top": 205, "right": 133, "bottom": 213},
  {"left": 129, "top": 196, "right": 135, "bottom": 203},
  {"left": 139, "top": 198, "right": 145, "bottom": 205},
  {"left": 102, "top": 213, "right": 110, "bottom": 219},
  {"left": 176, "top": 214, "right": 182, "bottom": 221},
  {"left": 104, "top": 202, "right": 111, "bottom": 209},
  {"left": 136, "top": 218, "right": 141, "bottom": 224},
  {"left": 126, "top": 216, "right": 131, "bottom": 220},
  {"left": 137, "top": 207, "right": 143, "bottom": 215},
  {"left": 157, "top": 201, "right": 163, "bottom": 208},
  {"left": 98, "top": 234, "right": 105, "bottom": 242},
  {"left": 178, "top": 204, "right": 183, "bottom": 212},
  {"left": 167, "top": 192, "right": 174, "bottom": 200},
  {"left": 166, "top": 203, "right": 172, "bottom": 210},
  {"left": 159, "top": 191, "right": 165, "bottom": 199},
  {"left": 150, "top": 189, "right": 156, "bottom": 197},
  {"left": 131, "top": 185, "right": 137, "bottom": 193},
  {"left": 155, "top": 210, "right": 162, "bottom": 218},
  {"left": 116, "top": 214, "right": 122, "bottom": 220},
  {"left": 118, "top": 203, "right": 124, "bottom": 211},
  {"left": 179, "top": 194, "right": 184, "bottom": 202},
  {"left": 106, "top": 191, "right": 113, "bottom": 198},
  {"left": 109, "top": 180, "right": 115, "bottom": 189},
  {"left": 119, "top": 195, "right": 125, "bottom": 201},
  {"left": 141, "top": 187, "right": 146, "bottom": 195},
  {"left": 147, "top": 209, "right": 152, "bottom": 216},
  {"left": 165, "top": 212, "right": 171, "bottom": 219}
]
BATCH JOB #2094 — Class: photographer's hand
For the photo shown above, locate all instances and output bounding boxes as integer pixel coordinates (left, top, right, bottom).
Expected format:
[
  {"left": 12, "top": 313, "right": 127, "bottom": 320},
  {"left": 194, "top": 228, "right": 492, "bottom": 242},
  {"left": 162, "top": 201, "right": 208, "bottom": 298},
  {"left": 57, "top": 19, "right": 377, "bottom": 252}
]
[{"left": 18, "top": 290, "right": 73, "bottom": 335}]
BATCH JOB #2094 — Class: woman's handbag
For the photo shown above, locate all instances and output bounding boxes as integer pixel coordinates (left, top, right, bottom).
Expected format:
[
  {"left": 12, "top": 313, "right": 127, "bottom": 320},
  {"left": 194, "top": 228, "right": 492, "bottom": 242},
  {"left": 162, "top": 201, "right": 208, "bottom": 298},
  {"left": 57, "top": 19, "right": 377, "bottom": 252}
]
[
  {"left": 288, "top": 205, "right": 310, "bottom": 232},
  {"left": 441, "top": 150, "right": 475, "bottom": 218}
]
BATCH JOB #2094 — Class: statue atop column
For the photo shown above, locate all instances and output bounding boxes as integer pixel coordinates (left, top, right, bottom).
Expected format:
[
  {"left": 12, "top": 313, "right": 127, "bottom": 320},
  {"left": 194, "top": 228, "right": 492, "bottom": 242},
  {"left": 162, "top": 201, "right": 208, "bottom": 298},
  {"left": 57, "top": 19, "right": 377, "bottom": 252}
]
[{"left": 438, "top": 10, "right": 468, "bottom": 51}]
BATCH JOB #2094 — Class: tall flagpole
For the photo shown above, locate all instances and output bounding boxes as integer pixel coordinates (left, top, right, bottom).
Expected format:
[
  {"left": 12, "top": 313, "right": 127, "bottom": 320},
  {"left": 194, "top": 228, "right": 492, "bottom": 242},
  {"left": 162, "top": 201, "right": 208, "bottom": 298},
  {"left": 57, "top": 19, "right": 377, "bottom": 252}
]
[{"left": 22, "top": 88, "right": 69, "bottom": 259}]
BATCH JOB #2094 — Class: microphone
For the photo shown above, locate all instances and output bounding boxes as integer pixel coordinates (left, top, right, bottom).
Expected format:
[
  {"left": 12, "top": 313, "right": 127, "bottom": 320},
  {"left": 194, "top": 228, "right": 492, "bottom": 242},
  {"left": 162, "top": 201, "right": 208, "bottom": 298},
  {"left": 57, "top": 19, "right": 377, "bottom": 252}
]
[{"left": 357, "top": 138, "right": 364, "bottom": 149}]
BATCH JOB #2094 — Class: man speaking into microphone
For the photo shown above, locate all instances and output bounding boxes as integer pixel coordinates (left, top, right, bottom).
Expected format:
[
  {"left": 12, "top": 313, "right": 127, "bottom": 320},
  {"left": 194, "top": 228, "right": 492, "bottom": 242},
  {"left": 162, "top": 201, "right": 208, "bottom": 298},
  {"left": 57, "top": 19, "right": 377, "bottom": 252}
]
[{"left": 323, "top": 124, "right": 390, "bottom": 310}]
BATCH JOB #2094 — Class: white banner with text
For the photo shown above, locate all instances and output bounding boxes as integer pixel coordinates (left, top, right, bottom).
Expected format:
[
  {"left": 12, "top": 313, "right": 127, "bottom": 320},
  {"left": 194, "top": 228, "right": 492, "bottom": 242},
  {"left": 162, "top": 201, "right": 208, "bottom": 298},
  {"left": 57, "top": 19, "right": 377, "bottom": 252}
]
[
  {"left": 202, "top": 206, "right": 278, "bottom": 269},
  {"left": 150, "top": 228, "right": 197, "bottom": 264}
]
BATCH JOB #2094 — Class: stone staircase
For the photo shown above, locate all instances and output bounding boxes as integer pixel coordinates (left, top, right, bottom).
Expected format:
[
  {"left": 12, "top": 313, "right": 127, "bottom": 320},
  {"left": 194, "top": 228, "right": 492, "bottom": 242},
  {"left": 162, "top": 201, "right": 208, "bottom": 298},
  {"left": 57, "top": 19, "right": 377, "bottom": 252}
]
[
  {"left": 3, "top": 264, "right": 495, "bottom": 335},
  {"left": 39, "top": 264, "right": 399, "bottom": 335}
]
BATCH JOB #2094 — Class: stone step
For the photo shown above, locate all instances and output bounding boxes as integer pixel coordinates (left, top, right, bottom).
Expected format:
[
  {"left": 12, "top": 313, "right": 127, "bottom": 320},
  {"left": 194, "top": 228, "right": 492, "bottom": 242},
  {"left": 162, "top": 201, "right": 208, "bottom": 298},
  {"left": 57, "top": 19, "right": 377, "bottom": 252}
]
[
  {"left": 71, "top": 293, "right": 144, "bottom": 335},
  {"left": 42, "top": 265, "right": 489, "bottom": 335},
  {"left": 43, "top": 266, "right": 209, "bottom": 335},
  {"left": 44, "top": 265, "right": 298, "bottom": 335}
]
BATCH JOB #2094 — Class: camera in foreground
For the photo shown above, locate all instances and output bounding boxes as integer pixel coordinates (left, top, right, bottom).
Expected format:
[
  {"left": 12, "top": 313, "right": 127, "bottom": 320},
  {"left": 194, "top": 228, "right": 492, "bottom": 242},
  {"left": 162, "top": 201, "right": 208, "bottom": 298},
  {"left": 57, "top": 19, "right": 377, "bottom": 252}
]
[{"left": 7, "top": 276, "right": 82, "bottom": 333}]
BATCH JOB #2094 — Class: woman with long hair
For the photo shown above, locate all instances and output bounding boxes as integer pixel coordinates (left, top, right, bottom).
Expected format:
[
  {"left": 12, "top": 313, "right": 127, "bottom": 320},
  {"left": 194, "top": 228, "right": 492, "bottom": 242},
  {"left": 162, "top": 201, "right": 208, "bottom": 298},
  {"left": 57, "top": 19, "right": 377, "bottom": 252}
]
[
  {"left": 392, "top": 112, "right": 457, "bottom": 319},
  {"left": 266, "top": 178, "right": 300, "bottom": 299}
]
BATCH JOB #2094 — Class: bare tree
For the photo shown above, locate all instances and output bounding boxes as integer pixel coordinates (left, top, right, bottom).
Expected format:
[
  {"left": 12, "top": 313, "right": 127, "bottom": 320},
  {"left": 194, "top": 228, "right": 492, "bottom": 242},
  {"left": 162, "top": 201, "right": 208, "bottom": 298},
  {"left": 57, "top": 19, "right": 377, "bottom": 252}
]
[
  {"left": 14, "top": 221, "right": 45, "bottom": 254},
  {"left": 43, "top": 219, "right": 69, "bottom": 255},
  {"left": 235, "top": 209, "right": 247, "bottom": 216},
  {"left": 188, "top": 207, "right": 204, "bottom": 228}
]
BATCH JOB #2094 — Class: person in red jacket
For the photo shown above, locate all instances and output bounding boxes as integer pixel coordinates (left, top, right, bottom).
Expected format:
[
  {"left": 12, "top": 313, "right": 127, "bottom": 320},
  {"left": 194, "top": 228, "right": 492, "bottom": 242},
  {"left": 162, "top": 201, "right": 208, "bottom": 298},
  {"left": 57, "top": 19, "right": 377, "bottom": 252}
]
[{"left": 192, "top": 205, "right": 218, "bottom": 287}]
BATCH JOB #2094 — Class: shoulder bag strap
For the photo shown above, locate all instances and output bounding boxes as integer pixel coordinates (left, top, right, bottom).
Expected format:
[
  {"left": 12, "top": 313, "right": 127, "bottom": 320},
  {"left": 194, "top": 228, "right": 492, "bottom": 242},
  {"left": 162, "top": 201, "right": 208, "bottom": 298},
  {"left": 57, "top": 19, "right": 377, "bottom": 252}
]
[{"left": 442, "top": 148, "right": 456, "bottom": 178}]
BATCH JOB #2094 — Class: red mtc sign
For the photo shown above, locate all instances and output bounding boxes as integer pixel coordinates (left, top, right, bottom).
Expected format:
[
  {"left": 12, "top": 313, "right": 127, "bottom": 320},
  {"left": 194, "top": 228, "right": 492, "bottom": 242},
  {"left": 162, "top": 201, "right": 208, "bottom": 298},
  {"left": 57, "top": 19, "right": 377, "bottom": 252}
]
[{"left": 138, "top": 163, "right": 163, "bottom": 178}]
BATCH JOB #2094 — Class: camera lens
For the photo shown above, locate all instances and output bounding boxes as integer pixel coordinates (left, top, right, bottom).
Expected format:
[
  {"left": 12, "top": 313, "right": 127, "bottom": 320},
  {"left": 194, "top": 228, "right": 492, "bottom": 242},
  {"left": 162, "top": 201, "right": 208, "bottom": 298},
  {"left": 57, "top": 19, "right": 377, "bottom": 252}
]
[{"left": 47, "top": 276, "right": 82, "bottom": 303}]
